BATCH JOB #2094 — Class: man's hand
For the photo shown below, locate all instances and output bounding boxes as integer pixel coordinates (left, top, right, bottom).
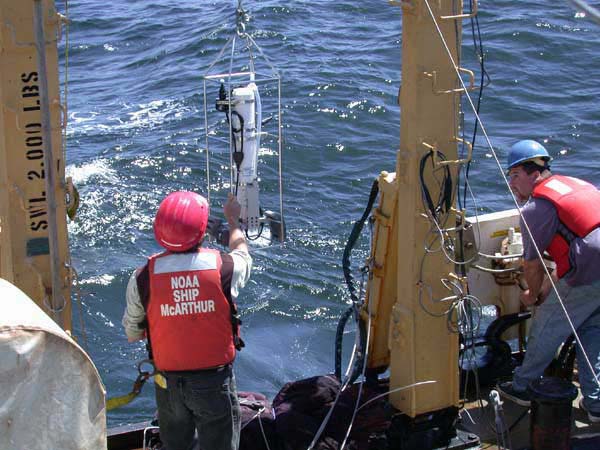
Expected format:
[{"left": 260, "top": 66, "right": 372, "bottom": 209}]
[
  {"left": 127, "top": 329, "right": 146, "bottom": 343},
  {"left": 223, "top": 193, "right": 248, "bottom": 253},
  {"left": 520, "top": 289, "right": 538, "bottom": 307},
  {"left": 224, "top": 192, "right": 241, "bottom": 227},
  {"left": 520, "top": 272, "right": 554, "bottom": 307},
  {"left": 522, "top": 258, "right": 546, "bottom": 305}
]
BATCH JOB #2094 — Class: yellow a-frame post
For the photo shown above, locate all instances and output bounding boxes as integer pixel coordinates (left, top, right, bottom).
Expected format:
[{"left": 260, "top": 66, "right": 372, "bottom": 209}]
[
  {"left": 363, "top": 0, "right": 473, "bottom": 420},
  {"left": 0, "top": 1, "right": 71, "bottom": 330}
]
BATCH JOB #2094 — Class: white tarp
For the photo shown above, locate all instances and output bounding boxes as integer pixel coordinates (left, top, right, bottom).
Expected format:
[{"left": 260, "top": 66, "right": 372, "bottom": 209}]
[{"left": 0, "top": 278, "right": 107, "bottom": 450}]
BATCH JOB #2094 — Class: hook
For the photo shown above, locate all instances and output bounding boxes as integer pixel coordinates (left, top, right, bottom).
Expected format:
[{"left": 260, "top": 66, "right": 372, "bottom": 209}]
[{"left": 236, "top": 2, "right": 249, "bottom": 37}]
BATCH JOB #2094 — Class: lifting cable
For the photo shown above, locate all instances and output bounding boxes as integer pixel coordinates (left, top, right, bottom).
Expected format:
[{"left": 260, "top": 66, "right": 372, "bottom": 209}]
[
  {"left": 459, "top": 0, "right": 491, "bottom": 212},
  {"left": 422, "top": 0, "right": 600, "bottom": 390},
  {"left": 338, "top": 270, "right": 373, "bottom": 450},
  {"left": 213, "top": 0, "right": 275, "bottom": 242},
  {"left": 309, "top": 266, "right": 373, "bottom": 450},
  {"left": 457, "top": 0, "right": 490, "bottom": 277}
]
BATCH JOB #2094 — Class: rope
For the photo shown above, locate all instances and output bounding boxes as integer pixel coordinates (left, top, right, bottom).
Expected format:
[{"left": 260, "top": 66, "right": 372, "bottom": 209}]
[
  {"left": 257, "top": 414, "right": 273, "bottom": 450},
  {"left": 338, "top": 269, "right": 372, "bottom": 450},
  {"left": 356, "top": 380, "right": 437, "bottom": 412},
  {"left": 308, "top": 221, "right": 375, "bottom": 450},
  {"left": 422, "top": 0, "right": 600, "bottom": 391},
  {"left": 238, "top": 400, "right": 275, "bottom": 450},
  {"left": 447, "top": 293, "right": 482, "bottom": 335},
  {"left": 240, "top": 406, "right": 264, "bottom": 431},
  {"left": 489, "top": 390, "right": 509, "bottom": 450},
  {"left": 305, "top": 379, "right": 347, "bottom": 450}
]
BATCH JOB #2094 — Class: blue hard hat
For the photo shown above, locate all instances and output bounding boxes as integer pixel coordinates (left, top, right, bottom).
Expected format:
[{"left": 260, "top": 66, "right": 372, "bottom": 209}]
[{"left": 507, "top": 140, "right": 551, "bottom": 170}]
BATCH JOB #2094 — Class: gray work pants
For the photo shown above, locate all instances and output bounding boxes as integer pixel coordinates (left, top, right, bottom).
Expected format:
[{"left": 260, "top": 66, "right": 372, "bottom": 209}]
[{"left": 155, "top": 365, "right": 241, "bottom": 450}]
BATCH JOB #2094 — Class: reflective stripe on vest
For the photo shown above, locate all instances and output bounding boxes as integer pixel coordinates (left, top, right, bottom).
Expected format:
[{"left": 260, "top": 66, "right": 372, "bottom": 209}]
[
  {"left": 147, "top": 248, "right": 236, "bottom": 371},
  {"left": 532, "top": 175, "right": 600, "bottom": 278}
]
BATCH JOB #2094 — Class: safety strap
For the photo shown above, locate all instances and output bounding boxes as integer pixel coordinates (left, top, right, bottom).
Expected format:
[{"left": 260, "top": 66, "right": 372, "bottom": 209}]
[
  {"left": 556, "top": 220, "right": 577, "bottom": 246},
  {"left": 106, "top": 360, "right": 155, "bottom": 411}
]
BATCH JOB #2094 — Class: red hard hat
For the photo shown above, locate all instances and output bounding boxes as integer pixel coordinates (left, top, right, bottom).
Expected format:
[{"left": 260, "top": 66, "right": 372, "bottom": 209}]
[{"left": 154, "top": 191, "right": 209, "bottom": 252}]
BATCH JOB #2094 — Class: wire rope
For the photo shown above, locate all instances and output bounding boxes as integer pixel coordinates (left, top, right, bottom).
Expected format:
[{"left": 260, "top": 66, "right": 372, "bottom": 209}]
[
  {"left": 339, "top": 269, "right": 373, "bottom": 450},
  {"left": 311, "top": 212, "right": 377, "bottom": 450},
  {"left": 356, "top": 381, "right": 437, "bottom": 412},
  {"left": 307, "top": 277, "right": 367, "bottom": 450}
]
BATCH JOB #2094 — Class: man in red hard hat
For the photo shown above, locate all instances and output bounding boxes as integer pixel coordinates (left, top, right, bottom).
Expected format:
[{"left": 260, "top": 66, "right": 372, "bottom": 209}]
[{"left": 123, "top": 191, "right": 251, "bottom": 450}]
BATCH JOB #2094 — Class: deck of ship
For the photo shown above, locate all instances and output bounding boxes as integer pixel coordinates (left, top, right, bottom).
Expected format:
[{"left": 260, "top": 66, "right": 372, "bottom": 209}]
[{"left": 460, "top": 388, "right": 600, "bottom": 450}]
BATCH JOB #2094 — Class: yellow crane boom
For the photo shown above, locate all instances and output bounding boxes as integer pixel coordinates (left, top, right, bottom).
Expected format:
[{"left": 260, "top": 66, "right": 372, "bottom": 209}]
[
  {"left": 363, "top": 0, "right": 474, "bottom": 417},
  {"left": 0, "top": 0, "right": 71, "bottom": 330}
]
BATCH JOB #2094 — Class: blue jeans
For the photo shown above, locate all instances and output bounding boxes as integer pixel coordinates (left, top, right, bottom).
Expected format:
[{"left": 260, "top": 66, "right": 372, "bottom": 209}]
[
  {"left": 513, "top": 279, "right": 600, "bottom": 413},
  {"left": 155, "top": 365, "right": 241, "bottom": 450}
]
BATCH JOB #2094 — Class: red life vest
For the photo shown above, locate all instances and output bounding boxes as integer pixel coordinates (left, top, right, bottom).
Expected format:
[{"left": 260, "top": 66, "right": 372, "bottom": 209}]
[
  {"left": 146, "top": 248, "right": 237, "bottom": 371},
  {"left": 532, "top": 175, "right": 600, "bottom": 278}
]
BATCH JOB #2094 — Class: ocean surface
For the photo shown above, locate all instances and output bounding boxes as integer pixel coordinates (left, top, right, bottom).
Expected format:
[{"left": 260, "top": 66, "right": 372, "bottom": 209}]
[{"left": 56, "top": 0, "right": 600, "bottom": 427}]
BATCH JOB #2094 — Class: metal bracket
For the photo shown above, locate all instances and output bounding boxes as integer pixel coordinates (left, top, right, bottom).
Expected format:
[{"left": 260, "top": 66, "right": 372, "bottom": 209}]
[
  {"left": 440, "top": 0, "right": 478, "bottom": 20},
  {"left": 421, "top": 138, "right": 472, "bottom": 166},
  {"left": 55, "top": 12, "right": 67, "bottom": 43},
  {"left": 373, "top": 207, "right": 393, "bottom": 227},
  {"left": 451, "top": 207, "right": 467, "bottom": 231},
  {"left": 423, "top": 68, "right": 476, "bottom": 95},
  {"left": 54, "top": 99, "right": 68, "bottom": 130}
]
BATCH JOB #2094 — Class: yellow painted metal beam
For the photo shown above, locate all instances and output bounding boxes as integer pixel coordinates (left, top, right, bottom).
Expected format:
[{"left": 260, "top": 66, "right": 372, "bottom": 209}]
[
  {"left": 0, "top": 1, "right": 71, "bottom": 330},
  {"left": 363, "top": 0, "right": 466, "bottom": 417},
  {"left": 392, "top": 0, "right": 462, "bottom": 416}
]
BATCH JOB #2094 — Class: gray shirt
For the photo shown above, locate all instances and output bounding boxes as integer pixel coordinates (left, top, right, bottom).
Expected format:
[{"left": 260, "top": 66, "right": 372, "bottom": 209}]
[{"left": 521, "top": 197, "right": 600, "bottom": 286}]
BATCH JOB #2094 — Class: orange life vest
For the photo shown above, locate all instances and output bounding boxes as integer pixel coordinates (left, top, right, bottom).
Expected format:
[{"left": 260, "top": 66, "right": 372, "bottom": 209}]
[
  {"left": 146, "top": 248, "right": 238, "bottom": 371},
  {"left": 532, "top": 175, "right": 600, "bottom": 278}
]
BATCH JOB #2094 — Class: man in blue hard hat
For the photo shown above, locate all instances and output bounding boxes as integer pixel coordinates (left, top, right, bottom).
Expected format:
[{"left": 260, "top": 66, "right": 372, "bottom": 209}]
[{"left": 497, "top": 139, "right": 600, "bottom": 422}]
